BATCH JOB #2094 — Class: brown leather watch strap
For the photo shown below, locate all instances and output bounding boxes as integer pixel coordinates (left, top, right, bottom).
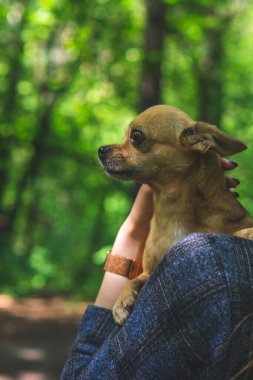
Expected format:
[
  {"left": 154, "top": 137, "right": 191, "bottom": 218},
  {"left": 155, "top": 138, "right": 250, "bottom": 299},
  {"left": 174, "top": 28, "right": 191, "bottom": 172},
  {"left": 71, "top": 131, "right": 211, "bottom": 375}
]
[{"left": 103, "top": 251, "right": 142, "bottom": 279}]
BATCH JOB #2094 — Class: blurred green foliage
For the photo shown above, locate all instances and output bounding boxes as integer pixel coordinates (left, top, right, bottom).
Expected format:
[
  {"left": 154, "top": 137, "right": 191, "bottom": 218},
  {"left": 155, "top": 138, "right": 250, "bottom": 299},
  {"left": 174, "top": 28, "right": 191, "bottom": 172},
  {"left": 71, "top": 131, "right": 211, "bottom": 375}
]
[{"left": 0, "top": 0, "right": 253, "bottom": 299}]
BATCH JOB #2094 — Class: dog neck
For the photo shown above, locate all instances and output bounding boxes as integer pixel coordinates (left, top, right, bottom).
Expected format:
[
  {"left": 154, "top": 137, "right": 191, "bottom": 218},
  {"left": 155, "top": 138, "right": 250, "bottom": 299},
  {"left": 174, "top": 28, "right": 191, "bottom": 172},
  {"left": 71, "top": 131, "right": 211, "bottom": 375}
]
[{"left": 150, "top": 151, "right": 249, "bottom": 236}]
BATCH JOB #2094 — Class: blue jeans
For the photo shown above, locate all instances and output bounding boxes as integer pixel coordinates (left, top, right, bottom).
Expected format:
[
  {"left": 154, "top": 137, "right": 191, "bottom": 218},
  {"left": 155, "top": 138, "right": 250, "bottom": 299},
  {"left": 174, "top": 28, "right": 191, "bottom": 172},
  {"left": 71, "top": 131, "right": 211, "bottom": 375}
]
[{"left": 62, "top": 233, "right": 253, "bottom": 379}]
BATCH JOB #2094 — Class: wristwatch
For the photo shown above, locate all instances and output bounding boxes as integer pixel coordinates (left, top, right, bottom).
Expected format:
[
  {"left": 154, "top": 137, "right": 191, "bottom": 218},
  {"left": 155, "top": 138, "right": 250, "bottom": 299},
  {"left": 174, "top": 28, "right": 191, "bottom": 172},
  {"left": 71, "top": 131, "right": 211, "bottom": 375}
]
[{"left": 103, "top": 251, "right": 143, "bottom": 280}]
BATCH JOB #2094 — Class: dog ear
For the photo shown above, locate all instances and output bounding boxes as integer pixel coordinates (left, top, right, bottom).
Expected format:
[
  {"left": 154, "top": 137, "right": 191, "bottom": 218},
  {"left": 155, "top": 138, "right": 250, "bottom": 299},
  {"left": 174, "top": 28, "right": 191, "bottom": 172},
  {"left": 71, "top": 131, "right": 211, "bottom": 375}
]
[{"left": 180, "top": 121, "right": 246, "bottom": 156}]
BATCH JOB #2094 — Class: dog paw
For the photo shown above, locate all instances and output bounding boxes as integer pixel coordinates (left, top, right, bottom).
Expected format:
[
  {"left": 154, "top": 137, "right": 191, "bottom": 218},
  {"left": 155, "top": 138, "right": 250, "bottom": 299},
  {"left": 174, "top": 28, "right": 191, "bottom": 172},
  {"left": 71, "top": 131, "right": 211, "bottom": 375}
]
[{"left": 112, "top": 290, "right": 138, "bottom": 325}]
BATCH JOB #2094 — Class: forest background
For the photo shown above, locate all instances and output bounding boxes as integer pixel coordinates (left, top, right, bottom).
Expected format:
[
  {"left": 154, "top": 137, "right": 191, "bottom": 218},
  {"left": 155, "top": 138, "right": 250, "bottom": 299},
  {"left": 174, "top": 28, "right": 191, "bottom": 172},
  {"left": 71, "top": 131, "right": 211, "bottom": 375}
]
[{"left": 1, "top": 0, "right": 253, "bottom": 300}]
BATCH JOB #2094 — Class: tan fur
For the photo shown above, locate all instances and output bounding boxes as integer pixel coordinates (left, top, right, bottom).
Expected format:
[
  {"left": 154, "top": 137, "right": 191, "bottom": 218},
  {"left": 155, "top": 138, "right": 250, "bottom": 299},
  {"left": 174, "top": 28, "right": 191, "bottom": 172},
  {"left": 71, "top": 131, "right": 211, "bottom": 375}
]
[{"left": 99, "top": 105, "right": 253, "bottom": 325}]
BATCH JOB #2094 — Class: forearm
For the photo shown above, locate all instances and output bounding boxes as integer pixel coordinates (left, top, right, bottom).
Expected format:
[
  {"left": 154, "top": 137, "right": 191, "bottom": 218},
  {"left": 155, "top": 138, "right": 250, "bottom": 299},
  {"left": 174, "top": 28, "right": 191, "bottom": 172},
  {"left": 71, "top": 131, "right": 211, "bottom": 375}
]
[{"left": 95, "top": 185, "right": 153, "bottom": 309}]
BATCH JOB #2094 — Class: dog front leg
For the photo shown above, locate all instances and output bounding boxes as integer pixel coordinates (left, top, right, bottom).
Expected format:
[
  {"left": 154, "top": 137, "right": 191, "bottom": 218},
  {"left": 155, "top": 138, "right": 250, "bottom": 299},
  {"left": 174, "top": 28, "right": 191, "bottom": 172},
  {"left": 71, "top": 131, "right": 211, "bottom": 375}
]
[{"left": 113, "top": 272, "right": 149, "bottom": 325}]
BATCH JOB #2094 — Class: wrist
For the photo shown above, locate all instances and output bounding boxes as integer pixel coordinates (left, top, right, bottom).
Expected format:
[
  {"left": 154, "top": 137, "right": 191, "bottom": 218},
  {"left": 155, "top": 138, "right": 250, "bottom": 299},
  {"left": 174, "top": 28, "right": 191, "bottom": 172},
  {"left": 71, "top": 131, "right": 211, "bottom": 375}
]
[
  {"left": 104, "top": 250, "right": 142, "bottom": 280},
  {"left": 94, "top": 272, "right": 129, "bottom": 309}
]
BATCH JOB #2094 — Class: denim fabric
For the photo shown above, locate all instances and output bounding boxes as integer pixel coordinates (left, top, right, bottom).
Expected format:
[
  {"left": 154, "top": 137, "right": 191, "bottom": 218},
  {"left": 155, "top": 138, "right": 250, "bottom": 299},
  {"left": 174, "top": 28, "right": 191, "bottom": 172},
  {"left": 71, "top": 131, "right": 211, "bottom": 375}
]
[{"left": 61, "top": 233, "right": 253, "bottom": 380}]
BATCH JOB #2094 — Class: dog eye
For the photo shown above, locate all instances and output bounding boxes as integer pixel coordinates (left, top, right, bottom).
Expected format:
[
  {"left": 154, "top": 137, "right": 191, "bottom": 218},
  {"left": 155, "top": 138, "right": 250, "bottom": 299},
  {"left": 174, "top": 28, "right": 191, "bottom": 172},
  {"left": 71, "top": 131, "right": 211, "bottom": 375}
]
[{"left": 130, "top": 129, "right": 145, "bottom": 146}]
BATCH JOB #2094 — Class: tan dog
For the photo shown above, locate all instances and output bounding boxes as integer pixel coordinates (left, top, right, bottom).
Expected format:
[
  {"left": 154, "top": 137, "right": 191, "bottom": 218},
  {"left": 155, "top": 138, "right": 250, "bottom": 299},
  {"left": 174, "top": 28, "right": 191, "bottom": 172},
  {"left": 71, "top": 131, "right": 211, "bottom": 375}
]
[{"left": 98, "top": 105, "right": 253, "bottom": 325}]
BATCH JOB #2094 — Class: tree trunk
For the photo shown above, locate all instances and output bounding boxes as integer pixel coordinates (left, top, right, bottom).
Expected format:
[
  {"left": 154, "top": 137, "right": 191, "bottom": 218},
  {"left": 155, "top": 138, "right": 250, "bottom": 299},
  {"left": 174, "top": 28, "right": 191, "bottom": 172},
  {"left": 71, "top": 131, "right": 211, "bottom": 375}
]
[
  {"left": 197, "top": 28, "right": 224, "bottom": 125},
  {"left": 138, "top": 0, "right": 167, "bottom": 112},
  {"left": 195, "top": 17, "right": 231, "bottom": 126}
]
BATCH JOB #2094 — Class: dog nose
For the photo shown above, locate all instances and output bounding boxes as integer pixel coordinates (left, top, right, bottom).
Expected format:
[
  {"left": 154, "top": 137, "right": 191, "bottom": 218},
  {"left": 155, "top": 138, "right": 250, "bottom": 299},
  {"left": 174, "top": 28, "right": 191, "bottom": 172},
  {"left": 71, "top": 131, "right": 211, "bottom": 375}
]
[{"left": 98, "top": 145, "right": 111, "bottom": 158}]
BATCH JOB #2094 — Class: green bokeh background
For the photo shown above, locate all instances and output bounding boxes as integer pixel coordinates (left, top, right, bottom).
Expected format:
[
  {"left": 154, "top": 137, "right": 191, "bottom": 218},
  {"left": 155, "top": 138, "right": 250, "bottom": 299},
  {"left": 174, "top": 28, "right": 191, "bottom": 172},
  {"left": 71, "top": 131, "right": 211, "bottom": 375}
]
[{"left": 0, "top": 0, "right": 253, "bottom": 300}]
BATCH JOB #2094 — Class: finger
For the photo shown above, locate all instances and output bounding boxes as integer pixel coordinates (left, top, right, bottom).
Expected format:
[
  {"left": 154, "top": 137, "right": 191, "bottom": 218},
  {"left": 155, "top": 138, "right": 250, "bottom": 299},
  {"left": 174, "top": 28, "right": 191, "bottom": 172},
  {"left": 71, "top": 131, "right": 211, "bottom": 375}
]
[
  {"left": 226, "top": 177, "right": 240, "bottom": 188},
  {"left": 221, "top": 158, "right": 238, "bottom": 171}
]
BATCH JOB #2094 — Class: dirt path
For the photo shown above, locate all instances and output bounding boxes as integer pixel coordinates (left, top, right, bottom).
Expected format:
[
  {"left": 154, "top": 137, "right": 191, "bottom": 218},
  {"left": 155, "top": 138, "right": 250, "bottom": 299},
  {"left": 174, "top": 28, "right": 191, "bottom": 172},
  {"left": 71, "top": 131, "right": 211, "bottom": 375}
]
[{"left": 0, "top": 295, "right": 88, "bottom": 380}]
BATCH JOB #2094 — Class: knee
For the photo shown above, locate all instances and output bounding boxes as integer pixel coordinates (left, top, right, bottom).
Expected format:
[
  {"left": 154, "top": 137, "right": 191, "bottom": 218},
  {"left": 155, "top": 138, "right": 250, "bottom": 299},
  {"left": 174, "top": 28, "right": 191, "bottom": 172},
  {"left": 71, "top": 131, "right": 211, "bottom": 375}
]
[
  {"left": 152, "top": 232, "right": 247, "bottom": 291},
  {"left": 158, "top": 233, "right": 226, "bottom": 289},
  {"left": 164, "top": 232, "right": 216, "bottom": 263},
  {"left": 164, "top": 232, "right": 235, "bottom": 261},
  {"left": 172, "top": 232, "right": 211, "bottom": 252}
]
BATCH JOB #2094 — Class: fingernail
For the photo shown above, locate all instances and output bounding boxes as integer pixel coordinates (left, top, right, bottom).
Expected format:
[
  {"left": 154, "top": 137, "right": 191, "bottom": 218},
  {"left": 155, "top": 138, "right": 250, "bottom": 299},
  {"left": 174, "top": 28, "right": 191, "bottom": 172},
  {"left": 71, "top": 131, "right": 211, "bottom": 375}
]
[
  {"left": 232, "top": 191, "right": 239, "bottom": 198},
  {"left": 229, "top": 160, "right": 238, "bottom": 168},
  {"left": 232, "top": 178, "right": 240, "bottom": 185}
]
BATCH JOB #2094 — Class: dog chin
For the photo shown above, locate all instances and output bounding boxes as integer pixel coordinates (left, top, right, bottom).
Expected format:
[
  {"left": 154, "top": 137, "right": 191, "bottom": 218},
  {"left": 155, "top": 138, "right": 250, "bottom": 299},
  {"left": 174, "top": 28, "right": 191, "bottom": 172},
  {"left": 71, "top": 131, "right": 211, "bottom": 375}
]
[{"left": 105, "top": 167, "right": 136, "bottom": 180}]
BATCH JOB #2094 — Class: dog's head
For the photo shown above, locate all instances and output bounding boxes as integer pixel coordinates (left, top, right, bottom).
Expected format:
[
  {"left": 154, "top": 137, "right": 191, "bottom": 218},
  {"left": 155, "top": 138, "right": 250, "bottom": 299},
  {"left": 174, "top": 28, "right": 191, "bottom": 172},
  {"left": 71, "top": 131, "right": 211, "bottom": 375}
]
[{"left": 98, "top": 105, "right": 246, "bottom": 186}]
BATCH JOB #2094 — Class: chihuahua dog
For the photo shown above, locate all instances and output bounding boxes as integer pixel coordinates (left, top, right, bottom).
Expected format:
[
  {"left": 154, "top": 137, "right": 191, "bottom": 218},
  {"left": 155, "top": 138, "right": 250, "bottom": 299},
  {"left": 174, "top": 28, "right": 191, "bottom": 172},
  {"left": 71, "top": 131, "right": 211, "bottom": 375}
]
[{"left": 98, "top": 105, "right": 253, "bottom": 325}]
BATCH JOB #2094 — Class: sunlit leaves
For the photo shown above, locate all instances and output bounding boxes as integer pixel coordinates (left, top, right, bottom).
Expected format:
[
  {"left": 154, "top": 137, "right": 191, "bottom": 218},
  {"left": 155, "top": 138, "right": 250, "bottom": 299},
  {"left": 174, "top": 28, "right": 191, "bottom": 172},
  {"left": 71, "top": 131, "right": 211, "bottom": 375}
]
[{"left": 1, "top": 0, "right": 253, "bottom": 298}]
